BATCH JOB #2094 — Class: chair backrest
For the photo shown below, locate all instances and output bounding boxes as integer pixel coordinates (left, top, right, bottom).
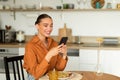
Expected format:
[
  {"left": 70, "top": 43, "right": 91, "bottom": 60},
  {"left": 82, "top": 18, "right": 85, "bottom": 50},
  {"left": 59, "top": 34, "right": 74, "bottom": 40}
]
[{"left": 4, "top": 55, "right": 25, "bottom": 80}]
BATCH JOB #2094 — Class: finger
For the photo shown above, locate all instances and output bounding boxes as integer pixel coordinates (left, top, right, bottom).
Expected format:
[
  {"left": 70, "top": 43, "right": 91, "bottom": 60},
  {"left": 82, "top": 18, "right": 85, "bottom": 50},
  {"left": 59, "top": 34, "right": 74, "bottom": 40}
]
[
  {"left": 58, "top": 44, "right": 63, "bottom": 48},
  {"left": 63, "top": 45, "right": 67, "bottom": 48}
]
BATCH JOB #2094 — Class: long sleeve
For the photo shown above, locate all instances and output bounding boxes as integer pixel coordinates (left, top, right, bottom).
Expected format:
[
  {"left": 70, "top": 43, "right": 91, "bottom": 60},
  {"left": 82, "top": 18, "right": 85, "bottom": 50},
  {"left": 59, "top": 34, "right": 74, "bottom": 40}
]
[
  {"left": 23, "top": 44, "right": 50, "bottom": 79},
  {"left": 55, "top": 54, "right": 68, "bottom": 71}
]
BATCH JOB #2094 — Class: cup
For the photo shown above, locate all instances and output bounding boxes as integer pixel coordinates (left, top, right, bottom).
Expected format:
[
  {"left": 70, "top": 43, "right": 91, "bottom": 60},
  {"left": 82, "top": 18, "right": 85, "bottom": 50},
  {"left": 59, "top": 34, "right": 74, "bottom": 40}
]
[
  {"left": 106, "top": 3, "right": 112, "bottom": 9},
  {"left": 48, "top": 70, "right": 58, "bottom": 80},
  {"left": 68, "top": 4, "right": 74, "bottom": 9},
  {"left": 56, "top": 6, "right": 62, "bottom": 9},
  {"left": 63, "top": 4, "right": 68, "bottom": 9}
]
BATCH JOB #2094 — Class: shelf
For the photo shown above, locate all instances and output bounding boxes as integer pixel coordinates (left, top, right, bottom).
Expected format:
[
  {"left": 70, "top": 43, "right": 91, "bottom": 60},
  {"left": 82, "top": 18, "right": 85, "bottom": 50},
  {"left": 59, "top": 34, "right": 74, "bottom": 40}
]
[
  {"left": 1, "top": 8, "right": 120, "bottom": 20},
  {"left": 0, "top": 8, "right": 120, "bottom": 12}
]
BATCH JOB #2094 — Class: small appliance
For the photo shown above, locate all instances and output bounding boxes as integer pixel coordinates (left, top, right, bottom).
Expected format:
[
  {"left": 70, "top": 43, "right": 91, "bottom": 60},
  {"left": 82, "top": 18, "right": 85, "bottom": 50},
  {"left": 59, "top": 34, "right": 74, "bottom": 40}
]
[
  {"left": 16, "top": 30, "right": 25, "bottom": 43},
  {"left": 0, "top": 29, "right": 16, "bottom": 43}
]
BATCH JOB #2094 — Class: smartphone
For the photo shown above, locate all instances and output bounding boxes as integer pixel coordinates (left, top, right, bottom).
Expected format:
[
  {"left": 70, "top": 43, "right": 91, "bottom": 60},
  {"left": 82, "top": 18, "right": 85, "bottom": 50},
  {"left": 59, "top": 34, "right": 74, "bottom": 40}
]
[{"left": 59, "top": 37, "right": 68, "bottom": 45}]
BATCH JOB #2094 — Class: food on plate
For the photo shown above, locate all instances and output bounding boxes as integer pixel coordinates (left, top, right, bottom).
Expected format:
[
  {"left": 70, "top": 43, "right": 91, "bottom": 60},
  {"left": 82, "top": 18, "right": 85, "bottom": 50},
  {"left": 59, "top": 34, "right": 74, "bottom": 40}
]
[
  {"left": 47, "top": 71, "right": 72, "bottom": 79},
  {"left": 57, "top": 71, "right": 72, "bottom": 78}
]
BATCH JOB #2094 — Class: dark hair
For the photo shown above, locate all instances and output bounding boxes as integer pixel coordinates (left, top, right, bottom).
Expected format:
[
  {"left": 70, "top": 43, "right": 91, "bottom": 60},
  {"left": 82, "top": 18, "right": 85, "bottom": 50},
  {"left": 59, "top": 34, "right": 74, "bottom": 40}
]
[{"left": 35, "top": 14, "right": 52, "bottom": 25}]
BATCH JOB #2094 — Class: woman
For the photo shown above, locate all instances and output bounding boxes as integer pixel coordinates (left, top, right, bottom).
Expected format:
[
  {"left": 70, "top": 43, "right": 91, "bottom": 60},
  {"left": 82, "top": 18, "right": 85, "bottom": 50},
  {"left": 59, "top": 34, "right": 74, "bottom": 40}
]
[{"left": 23, "top": 14, "right": 68, "bottom": 80}]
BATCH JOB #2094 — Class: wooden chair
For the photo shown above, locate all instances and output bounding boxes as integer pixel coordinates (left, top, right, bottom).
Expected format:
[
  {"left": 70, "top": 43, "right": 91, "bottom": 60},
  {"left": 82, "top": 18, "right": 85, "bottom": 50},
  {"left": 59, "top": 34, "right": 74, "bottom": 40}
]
[{"left": 4, "top": 55, "right": 25, "bottom": 80}]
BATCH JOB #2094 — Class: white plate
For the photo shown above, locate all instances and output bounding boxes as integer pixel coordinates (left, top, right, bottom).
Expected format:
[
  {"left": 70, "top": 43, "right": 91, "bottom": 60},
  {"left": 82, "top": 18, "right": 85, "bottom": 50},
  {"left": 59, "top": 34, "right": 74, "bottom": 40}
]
[
  {"left": 45, "top": 71, "right": 83, "bottom": 80},
  {"left": 58, "top": 72, "right": 73, "bottom": 80},
  {"left": 58, "top": 72, "right": 83, "bottom": 80},
  {"left": 46, "top": 71, "right": 73, "bottom": 80}
]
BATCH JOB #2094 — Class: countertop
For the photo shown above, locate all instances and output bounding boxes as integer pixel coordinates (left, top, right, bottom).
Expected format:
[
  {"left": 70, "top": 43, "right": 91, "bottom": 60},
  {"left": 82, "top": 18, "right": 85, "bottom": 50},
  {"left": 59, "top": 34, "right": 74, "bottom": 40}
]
[
  {"left": 0, "top": 43, "right": 25, "bottom": 48},
  {"left": 1, "top": 42, "right": 120, "bottom": 50}
]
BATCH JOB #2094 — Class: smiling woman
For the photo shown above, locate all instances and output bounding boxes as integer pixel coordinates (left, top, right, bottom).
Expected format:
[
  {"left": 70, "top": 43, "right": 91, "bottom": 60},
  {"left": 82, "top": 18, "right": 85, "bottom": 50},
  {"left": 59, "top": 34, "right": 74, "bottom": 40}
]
[{"left": 23, "top": 14, "right": 68, "bottom": 80}]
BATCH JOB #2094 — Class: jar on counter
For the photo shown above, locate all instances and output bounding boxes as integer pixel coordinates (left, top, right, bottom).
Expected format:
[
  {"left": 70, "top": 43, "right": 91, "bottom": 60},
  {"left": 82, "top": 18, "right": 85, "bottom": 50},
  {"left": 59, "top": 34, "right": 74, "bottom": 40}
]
[
  {"left": 16, "top": 30, "right": 25, "bottom": 43},
  {"left": 106, "top": 2, "right": 112, "bottom": 9}
]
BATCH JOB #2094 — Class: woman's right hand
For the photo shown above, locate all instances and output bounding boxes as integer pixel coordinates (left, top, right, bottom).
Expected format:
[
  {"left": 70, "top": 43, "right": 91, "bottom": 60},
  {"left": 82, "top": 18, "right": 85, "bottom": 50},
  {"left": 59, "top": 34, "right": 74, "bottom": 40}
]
[{"left": 45, "top": 44, "right": 63, "bottom": 62}]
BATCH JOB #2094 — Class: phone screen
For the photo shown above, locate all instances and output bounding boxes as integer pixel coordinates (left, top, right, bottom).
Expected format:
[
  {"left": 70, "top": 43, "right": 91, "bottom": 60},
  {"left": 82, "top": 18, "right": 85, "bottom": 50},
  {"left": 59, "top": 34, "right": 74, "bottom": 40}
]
[{"left": 59, "top": 37, "right": 68, "bottom": 45}]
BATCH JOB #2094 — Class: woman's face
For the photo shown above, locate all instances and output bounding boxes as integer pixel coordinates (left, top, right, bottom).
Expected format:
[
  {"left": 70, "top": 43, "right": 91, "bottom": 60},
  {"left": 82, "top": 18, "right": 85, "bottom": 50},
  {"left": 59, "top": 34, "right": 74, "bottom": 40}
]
[{"left": 36, "top": 18, "right": 53, "bottom": 38}]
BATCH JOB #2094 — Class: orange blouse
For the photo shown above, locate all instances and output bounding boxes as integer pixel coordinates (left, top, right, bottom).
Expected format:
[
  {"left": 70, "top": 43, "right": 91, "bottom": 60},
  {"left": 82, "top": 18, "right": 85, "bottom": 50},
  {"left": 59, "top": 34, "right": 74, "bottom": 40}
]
[{"left": 23, "top": 35, "right": 68, "bottom": 80}]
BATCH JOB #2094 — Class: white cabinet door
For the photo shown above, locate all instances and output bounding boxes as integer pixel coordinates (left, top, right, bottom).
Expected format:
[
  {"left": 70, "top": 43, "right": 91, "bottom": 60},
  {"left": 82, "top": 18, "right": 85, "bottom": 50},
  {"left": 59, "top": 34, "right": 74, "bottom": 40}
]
[
  {"left": 19, "top": 48, "right": 25, "bottom": 55},
  {"left": 101, "top": 50, "right": 120, "bottom": 77},
  {"left": 0, "top": 73, "right": 6, "bottom": 80},
  {"left": 79, "top": 49, "right": 98, "bottom": 71},
  {"left": 64, "top": 56, "right": 80, "bottom": 71},
  {"left": 0, "top": 73, "right": 20, "bottom": 80}
]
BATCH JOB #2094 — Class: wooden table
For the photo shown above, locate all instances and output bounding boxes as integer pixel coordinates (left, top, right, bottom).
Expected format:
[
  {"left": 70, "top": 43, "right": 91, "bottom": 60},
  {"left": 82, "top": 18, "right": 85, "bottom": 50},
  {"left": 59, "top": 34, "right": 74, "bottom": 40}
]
[{"left": 76, "top": 71, "right": 120, "bottom": 80}]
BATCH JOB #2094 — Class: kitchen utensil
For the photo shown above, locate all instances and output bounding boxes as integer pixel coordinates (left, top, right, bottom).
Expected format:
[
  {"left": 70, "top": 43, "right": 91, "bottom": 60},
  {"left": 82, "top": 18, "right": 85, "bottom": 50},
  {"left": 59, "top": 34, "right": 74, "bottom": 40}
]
[{"left": 58, "top": 23, "right": 72, "bottom": 43}]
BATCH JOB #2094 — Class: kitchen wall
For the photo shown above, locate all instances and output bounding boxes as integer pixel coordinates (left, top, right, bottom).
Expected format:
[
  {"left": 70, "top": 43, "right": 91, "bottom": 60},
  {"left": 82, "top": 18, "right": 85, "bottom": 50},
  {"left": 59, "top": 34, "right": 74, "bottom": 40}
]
[{"left": 0, "top": 0, "right": 120, "bottom": 37}]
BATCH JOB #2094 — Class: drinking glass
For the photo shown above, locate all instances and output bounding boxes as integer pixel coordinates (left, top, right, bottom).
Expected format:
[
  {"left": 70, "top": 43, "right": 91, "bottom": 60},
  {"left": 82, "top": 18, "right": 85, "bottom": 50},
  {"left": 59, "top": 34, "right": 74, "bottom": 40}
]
[
  {"left": 83, "top": 0, "right": 87, "bottom": 9},
  {"left": 94, "top": 38, "right": 104, "bottom": 76},
  {"left": 48, "top": 70, "right": 58, "bottom": 80},
  {"left": 77, "top": 0, "right": 81, "bottom": 9},
  {"left": 94, "top": 64, "right": 103, "bottom": 76}
]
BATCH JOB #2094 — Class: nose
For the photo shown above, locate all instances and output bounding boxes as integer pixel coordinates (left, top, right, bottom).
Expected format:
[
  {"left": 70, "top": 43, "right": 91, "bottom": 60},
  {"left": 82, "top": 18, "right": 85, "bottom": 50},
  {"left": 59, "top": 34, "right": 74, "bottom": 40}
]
[{"left": 48, "top": 26, "right": 53, "bottom": 31}]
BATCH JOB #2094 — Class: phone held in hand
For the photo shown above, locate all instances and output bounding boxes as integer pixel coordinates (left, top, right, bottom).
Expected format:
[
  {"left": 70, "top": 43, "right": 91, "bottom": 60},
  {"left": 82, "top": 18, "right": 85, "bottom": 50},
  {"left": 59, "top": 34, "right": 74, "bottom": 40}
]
[{"left": 59, "top": 37, "right": 68, "bottom": 45}]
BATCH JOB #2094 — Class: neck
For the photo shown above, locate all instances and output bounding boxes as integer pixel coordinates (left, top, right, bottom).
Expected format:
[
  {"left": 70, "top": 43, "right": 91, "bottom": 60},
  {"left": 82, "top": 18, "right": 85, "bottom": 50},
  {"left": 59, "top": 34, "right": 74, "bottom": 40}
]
[
  {"left": 37, "top": 34, "right": 48, "bottom": 48},
  {"left": 37, "top": 33, "right": 46, "bottom": 41}
]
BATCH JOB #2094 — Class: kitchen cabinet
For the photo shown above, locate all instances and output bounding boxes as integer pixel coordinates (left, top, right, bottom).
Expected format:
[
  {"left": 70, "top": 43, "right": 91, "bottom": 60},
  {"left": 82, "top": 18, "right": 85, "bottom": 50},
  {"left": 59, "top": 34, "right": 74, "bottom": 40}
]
[
  {"left": 65, "top": 56, "right": 80, "bottom": 71},
  {"left": 100, "top": 50, "right": 120, "bottom": 77},
  {"left": 0, "top": 73, "right": 6, "bottom": 80},
  {"left": 64, "top": 49, "right": 80, "bottom": 71},
  {"left": 19, "top": 47, "right": 25, "bottom": 55},
  {"left": 79, "top": 49, "right": 120, "bottom": 77},
  {"left": 79, "top": 49, "right": 98, "bottom": 71}
]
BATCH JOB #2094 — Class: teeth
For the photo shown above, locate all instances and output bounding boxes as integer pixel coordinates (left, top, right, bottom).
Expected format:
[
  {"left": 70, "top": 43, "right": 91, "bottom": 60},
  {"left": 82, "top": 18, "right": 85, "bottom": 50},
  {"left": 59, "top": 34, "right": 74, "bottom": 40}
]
[{"left": 46, "top": 32, "right": 50, "bottom": 34}]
